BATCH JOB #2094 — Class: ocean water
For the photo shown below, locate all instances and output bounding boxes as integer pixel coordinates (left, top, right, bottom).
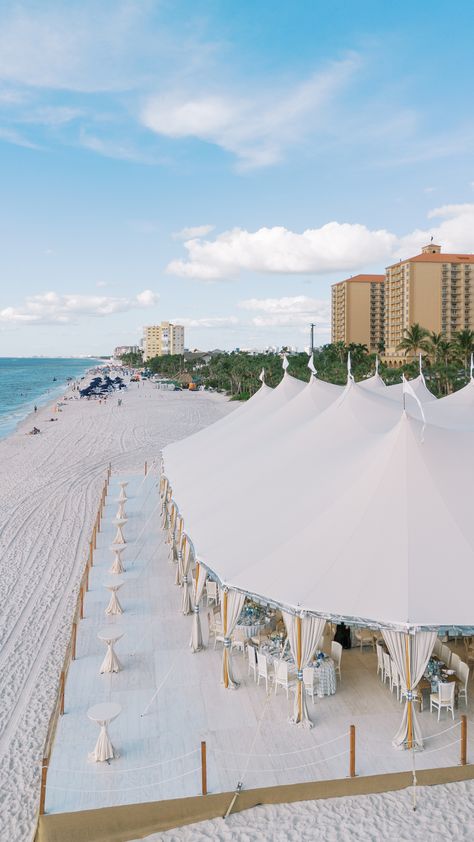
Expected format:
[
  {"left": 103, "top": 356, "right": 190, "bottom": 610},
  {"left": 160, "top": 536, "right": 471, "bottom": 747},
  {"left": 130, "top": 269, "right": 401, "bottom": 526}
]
[{"left": 0, "top": 358, "right": 100, "bottom": 439}]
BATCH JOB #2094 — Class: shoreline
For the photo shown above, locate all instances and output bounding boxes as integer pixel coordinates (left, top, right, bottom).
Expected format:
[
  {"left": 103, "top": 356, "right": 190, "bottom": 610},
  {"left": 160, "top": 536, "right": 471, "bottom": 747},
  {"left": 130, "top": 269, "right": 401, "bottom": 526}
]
[
  {"left": 0, "top": 359, "right": 103, "bottom": 442},
  {"left": 13, "top": 363, "right": 108, "bottom": 441}
]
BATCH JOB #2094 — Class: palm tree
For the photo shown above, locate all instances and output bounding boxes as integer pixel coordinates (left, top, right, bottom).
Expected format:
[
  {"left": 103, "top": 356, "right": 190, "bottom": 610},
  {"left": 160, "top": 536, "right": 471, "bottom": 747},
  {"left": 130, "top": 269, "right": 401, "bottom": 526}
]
[
  {"left": 396, "top": 323, "right": 430, "bottom": 358},
  {"left": 454, "top": 329, "right": 474, "bottom": 375},
  {"left": 427, "top": 332, "right": 453, "bottom": 365}
]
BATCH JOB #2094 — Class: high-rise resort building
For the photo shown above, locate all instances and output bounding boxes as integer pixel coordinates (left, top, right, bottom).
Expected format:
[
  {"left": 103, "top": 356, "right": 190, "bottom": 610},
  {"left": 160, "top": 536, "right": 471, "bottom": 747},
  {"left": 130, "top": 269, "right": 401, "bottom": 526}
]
[
  {"left": 384, "top": 243, "right": 474, "bottom": 364},
  {"left": 331, "top": 274, "right": 385, "bottom": 351},
  {"left": 142, "top": 322, "right": 185, "bottom": 361}
]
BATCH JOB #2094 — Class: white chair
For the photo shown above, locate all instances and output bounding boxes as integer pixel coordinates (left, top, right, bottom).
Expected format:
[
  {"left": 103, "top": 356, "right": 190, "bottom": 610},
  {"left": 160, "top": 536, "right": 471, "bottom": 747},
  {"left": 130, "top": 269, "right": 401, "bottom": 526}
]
[
  {"left": 274, "top": 660, "right": 296, "bottom": 699},
  {"left": 208, "top": 611, "right": 224, "bottom": 649},
  {"left": 430, "top": 682, "right": 455, "bottom": 721},
  {"left": 464, "top": 641, "right": 474, "bottom": 666},
  {"left": 382, "top": 651, "right": 392, "bottom": 689},
  {"left": 231, "top": 627, "right": 247, "bottom": 654},
  {"left": 457, "top": 662, "right": 469, "bottom": 707},
  {"left": 257, "top": 652, "right": 273, "bottom": 692},
  {"left": 450, "top": 653, "right": 461, "bottom": 674},
  {"left": 440, "top": 644, "right": 452, "bottom": 668},
  {"left": 376, "top": 643, "right": 384, "bottom": 680},
  {"left": 206, "top": 580, "right": 218, "bottom": 606},
  {"left": 432, "top": 638, "right": 443, "bottom": 658},
  {"left": 302, "top": 667, "right": 316, "bottom": 703},
  {"left": 247, "top": 644, "right": 257, "bottom": 681},
  {"left": 390, "top": 659, "right": 401, "bottom": 701},
  {"left": 354, "top": 628, "right": 375, "bottom": 651},
  {"left": 331, "top": 641, "right": 342, "bottom": 681}
]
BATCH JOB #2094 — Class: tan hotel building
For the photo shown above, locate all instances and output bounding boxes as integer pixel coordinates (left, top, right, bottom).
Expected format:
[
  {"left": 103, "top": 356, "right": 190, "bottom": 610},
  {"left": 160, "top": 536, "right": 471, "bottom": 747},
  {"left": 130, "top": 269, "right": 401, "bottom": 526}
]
[
  {"left": 384, "top": 243, "right": 474, "bottom": 363},
  {"left": 331, "top": 274, "right": 385, "bottom": 351},
  {"left": 142, "top": 322, "right": 185, "bottom": 361}
]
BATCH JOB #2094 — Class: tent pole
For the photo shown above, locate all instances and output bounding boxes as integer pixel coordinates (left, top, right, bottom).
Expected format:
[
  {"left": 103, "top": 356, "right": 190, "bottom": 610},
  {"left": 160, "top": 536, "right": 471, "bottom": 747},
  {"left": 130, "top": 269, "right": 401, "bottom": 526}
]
[
  {"left": 296, "top": 616, "right": 302, "bottom": 722},
  {"left": 405, "top": 633, "right": 417, "bottom": 810},
  {"left": 223, "top": 590, "right": 229, "bottom": 689}
]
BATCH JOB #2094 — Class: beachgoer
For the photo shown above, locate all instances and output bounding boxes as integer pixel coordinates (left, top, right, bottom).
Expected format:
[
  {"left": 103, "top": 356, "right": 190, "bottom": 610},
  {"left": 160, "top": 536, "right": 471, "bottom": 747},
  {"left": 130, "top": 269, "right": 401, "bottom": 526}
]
[{"left": 34, "top": 405, "right": 37, "bottom": 412}]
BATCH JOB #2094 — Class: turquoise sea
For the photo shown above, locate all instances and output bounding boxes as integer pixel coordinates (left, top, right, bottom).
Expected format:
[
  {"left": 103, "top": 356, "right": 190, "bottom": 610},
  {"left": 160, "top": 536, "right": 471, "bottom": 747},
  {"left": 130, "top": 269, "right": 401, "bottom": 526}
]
[{"left": 0, "top": 358, "right": 100, "bottom": 439}]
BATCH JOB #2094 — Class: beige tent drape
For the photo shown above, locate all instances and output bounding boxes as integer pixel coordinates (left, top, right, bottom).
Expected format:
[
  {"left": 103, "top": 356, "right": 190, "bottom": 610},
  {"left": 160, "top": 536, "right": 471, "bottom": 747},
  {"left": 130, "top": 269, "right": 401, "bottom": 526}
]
[
  {"left": 174, "top": 519, "right": 184, "bottom": 585},
  {"left": 221, "top": 588, "right": 246, "bottom": 689},
  {"left": 190, "top": 562, "right": 208, "bottom": 652},
  {"left": 382, "top": 630, "right": 437, "bottom": 749},
  {"left": 181, "top": 537, "right": 193, "bottom": 614},
  {"left": 283, "top": 612, "right": 326, "bottom": 727}
]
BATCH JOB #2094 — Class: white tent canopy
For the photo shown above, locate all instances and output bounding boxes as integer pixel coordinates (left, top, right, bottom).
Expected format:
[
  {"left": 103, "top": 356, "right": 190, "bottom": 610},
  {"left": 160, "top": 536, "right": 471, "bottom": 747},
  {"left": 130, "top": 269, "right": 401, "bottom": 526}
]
[{"left": 163, "top": 372, "right": 474, "bottom": 632}]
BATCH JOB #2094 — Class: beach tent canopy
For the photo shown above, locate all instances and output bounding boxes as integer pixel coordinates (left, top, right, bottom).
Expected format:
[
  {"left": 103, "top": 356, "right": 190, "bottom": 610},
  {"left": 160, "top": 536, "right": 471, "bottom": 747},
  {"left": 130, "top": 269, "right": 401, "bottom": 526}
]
[{"left": 163, "top": 373, "right": 474, "bottom": 632}]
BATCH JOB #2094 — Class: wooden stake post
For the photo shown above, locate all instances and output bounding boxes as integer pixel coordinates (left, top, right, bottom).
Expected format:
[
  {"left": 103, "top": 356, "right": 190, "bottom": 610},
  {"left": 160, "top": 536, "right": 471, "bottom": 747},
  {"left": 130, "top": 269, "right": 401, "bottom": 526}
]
[
  {"left": 350, "top": 725, "right": 356, "bottom": 777},
  {"left": 71, "top": 622, "right": 77, "bottom": 661},
  {"left": 39, "top": 758, "right": 49, "bottom": 816},
  {"left": 59, "top": 671, "right": 65, "bottom": 716},
  {"left": 461, "top": 715, "right": 467, "bottom": 766},
  {"left": 201, "top": 741, "right": 207, "bottom": 795}
]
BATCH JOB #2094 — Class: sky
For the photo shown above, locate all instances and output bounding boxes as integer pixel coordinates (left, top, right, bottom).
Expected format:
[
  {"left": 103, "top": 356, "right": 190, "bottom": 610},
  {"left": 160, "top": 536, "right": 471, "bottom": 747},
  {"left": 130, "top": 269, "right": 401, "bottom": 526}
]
[{"left": 1, "top": 0, "right": 474, "bottom": 356}]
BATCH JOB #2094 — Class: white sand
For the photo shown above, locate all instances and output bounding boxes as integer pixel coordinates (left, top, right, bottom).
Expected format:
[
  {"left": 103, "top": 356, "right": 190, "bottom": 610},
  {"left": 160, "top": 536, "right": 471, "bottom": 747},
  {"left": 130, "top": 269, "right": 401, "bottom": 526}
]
[
  {"left": 0, "top": 376, "right": 234, "bottom": 842},
  {"left": 138, "top": 779, "right": 474, "bottom": 841}
]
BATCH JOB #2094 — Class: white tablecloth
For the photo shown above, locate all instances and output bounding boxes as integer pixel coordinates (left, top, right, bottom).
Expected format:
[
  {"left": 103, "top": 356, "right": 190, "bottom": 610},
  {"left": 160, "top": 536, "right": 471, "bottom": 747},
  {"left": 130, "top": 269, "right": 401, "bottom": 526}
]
[
  {"left": 312, "top": 659, "right": 336, "bottom": 696},
  {"left": 261, "top": 644, "right": 336, "bottom": 697}
]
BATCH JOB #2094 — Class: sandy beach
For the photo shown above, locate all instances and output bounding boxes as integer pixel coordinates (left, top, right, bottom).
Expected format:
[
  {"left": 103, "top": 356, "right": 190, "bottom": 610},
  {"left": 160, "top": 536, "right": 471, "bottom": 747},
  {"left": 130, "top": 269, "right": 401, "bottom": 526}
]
[
  {"left": 138, "top": 779, "right": 474, "bottom": 841},
  {"left": 0, "top": 376, "right": 234, "bottom": 842}
]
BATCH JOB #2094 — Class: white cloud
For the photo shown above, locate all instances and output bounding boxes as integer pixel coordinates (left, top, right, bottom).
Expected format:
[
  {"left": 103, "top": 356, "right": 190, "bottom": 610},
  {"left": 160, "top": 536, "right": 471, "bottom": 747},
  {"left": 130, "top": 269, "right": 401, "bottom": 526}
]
[
  {"left": 141, "top": 56, "right": 360, "bottom": 169},
  {"left": 167, "top": 223, "right": 396, "bottom": 280},
  {"left": 167, "top": 204, "right": 474, "bottom": 282},
  {"left": 239, "top": 296, "right": 330, "bottom": 328},
  {"left": 173, "top": 225, "right": 215, "bottom": 240},
  {"left": 0, "top": 2, "right": 154, "bottom": 93},
  {"left": 172, "top": 316, "right": 238, "bottom": 328},
  {"left": 427, "top": 203, "right": 474, "bottom": 219},
  {"left": 0, "top": 127, "right": 39, "bottom": 149},
  {"left": 0, "top": 289, "right": 159, "bottom": 326},
  {"left": 79, "top": 131, "right": 155, "bottom": 164}
]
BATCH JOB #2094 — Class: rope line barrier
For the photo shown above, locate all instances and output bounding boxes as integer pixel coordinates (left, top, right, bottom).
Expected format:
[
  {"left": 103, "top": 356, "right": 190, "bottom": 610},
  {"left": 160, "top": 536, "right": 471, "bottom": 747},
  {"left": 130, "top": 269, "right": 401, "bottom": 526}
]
[
  {"left": 422, "top": 721, "right": 461, "bottom": 741},
  {"left": 45, "top": 748, "right": 199, "bottom": 775},
  {"left": 210, "top": 730, "right": 348, "bottom": 758},
  {"left": 421, "top": 738, "right": 463, "bottom": 756},
  {"left": 218, "top": 748, "right": 350, "bottom": 774},
  {"left": 45, "top": 766, "right": 201, "bottom": 794}
]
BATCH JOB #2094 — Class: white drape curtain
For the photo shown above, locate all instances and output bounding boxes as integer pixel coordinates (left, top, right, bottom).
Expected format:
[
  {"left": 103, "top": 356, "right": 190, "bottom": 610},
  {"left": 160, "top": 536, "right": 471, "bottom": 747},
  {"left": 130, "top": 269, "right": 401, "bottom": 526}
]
[
  {"left": 190, "top": 563, "right": 208, "bottom": 652},
  {"left": 382, "top": 630, "right": 437, "bottom": 749},
  {"left": 174, "top": 528, "right": 184, "bottom": 585},
  {"left": 283, "top": 612, "right": 326, "bottom": 727},
  {"left": 221, "top": 589, "right": 246, "bottom": 689},
  {"left": 181, "top": 537, "right": 194, "bottom": 614}
]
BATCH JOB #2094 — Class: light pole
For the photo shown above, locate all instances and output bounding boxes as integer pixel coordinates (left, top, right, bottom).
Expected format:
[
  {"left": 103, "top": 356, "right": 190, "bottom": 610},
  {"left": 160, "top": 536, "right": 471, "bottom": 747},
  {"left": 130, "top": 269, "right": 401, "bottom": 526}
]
[{"left": 310, "top": 323, "right": 316, "bottom": 353}]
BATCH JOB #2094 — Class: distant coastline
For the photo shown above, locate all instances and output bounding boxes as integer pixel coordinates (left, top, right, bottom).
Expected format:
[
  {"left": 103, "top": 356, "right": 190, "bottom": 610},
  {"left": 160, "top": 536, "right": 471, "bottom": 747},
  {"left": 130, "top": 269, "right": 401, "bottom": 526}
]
[{"left": 0, "top": 357, "right": 102, "bottom": 441}]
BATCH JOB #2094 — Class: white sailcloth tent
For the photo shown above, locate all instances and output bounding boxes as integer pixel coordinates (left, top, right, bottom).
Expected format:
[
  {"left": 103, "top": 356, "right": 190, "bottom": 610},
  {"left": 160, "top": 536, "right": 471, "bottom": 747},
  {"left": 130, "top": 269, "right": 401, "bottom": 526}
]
[{"left": 162, "top": 362, "right": 474, "bottom": 743}]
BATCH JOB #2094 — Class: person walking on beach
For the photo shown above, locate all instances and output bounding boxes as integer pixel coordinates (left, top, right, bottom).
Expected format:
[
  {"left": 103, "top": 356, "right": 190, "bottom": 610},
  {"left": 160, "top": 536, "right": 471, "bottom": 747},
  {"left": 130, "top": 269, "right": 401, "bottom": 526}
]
[{"left": 34, "top": 405, "right": 37, "bottom": 413}]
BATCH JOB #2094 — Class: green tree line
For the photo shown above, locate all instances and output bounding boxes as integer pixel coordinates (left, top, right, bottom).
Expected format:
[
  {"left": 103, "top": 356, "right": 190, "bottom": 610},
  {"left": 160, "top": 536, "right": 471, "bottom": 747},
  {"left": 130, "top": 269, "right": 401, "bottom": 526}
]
[{"left": 119, "top": 324, "right": 474, "bottom": 399}]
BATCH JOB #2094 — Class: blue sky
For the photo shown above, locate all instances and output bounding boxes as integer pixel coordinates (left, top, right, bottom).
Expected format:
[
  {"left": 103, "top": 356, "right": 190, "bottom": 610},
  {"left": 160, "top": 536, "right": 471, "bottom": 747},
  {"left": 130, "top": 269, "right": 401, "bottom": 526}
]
[{"left": 1, "top": 0, "right": 474, "bottom": 356}]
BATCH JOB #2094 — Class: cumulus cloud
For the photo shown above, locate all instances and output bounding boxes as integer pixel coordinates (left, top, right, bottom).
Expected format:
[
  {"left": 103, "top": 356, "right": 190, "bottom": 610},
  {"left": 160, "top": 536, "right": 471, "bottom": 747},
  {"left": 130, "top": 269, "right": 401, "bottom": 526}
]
[
  {"left": 427, "top": 203, "right": 474, "bottom": 219},
  {"left": 239, "top": 297, "right": 330, "bottom": 328},
  {"left": 167, "top": 204, "right": 474, "bottom": 282},
  {"left": 141, "top": 56, "right": 360, "bottom": 169},
  {"left": 0, "top": 289, "right": 159, "bottom": 326},
  {"left": 167, "top": 223, "right": 396, "bottom": 280},
  {"left": 172, "top": 224, "right": 215, "bottom": 240},
  {"left": 172, "top": 316, "right": 238, "bottom": 328}
]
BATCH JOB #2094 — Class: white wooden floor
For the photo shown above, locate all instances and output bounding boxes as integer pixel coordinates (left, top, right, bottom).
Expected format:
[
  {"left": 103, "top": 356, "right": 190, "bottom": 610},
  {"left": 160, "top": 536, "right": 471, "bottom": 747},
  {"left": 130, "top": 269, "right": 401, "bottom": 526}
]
[{"left": 46, "top": 473, "right": 474, "bottom": 815}]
